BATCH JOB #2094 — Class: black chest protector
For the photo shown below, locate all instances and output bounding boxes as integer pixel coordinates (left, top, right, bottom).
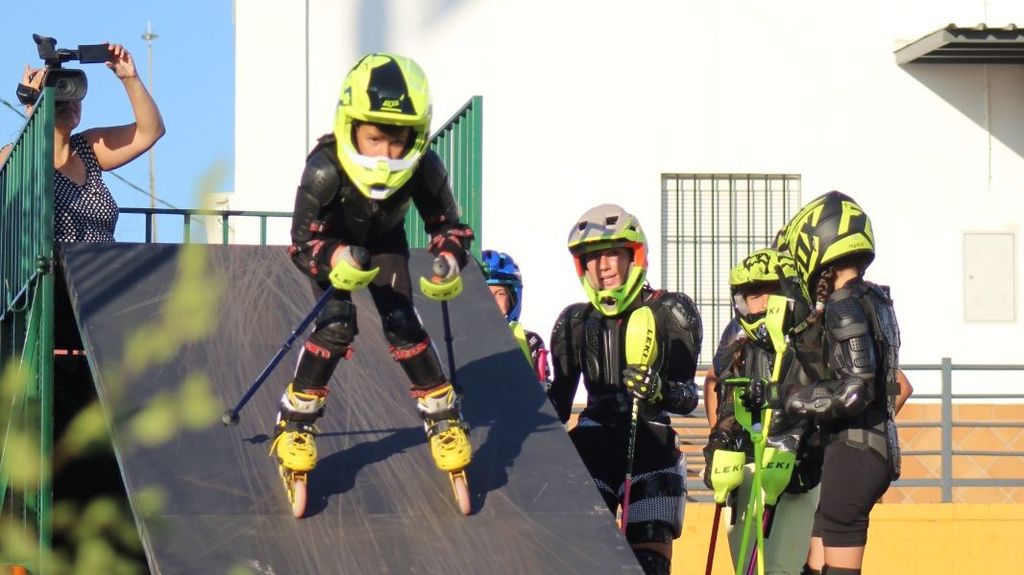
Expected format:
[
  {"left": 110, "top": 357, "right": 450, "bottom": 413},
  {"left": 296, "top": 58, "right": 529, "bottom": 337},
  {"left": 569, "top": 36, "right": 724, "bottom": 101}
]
[
  {"left": 311, "top": 136, "right": 413, "bottom": 244},
  {"left": 305, "top": 135, "right": 449, "bottom": 246},
  {"left": 579, "top": 311, "right": 631, "bottom": 413},
  {"left": 573, "top": 291, "right": 701, "bottom": 420}
]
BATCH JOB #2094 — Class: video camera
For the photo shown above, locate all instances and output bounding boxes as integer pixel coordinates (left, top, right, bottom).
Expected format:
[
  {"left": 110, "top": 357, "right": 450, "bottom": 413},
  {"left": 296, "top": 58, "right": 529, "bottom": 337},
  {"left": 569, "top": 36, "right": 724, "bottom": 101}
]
[{"left": 18, "top": 34, "right": 113, "bottom": 104}]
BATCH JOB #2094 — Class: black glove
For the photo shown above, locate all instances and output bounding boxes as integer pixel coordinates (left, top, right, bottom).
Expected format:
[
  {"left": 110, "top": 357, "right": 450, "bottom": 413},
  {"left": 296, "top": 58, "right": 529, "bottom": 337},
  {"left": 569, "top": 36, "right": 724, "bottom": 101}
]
[
  {"left": 428, "top": 225, "right": 474, "bottom": 269},
  {"left": 17, "top": 83, "right": 41, "bottom": 106},
  {"left": 740, "top": 377, "right": 768, "bottom": 412},
  {"left": 623, "top": 364, "right": 662, "bottom": 403},
  {"left": 702, "top": 429, "right": 739, "bottom": 489},
  {"left": 661, "top": 379, "right": 699, "bottom": 415}
]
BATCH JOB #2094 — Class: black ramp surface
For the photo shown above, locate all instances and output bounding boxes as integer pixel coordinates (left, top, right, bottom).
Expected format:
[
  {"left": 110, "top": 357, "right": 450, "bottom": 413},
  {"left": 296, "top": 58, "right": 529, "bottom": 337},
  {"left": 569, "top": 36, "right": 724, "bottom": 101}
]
[{"left": 60, "top": 243, "right": 641, "bottom": 575}]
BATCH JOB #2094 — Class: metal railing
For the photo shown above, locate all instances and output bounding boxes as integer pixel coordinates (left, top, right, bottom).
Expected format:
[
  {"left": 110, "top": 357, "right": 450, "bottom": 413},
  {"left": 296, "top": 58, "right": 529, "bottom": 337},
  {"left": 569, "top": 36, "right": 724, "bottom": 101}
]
[
  {"left": 410, "top": 95, "right": 483, "bottom": 259},
  {"left": 667, "top": 360, "right": 1024, "bottom": 503},
  {"left": 118, "top": 207, "right": 291, "bottom": 245},
  {"left": 0, "top": 87, "right": 55, "bottom": 570}
]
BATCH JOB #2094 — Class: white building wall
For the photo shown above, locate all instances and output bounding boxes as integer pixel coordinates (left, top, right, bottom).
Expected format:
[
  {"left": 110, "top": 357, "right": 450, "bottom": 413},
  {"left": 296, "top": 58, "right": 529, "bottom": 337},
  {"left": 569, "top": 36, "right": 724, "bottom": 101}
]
[{"left": 235, "top": 0, "right": 1024, "bottom": 369}]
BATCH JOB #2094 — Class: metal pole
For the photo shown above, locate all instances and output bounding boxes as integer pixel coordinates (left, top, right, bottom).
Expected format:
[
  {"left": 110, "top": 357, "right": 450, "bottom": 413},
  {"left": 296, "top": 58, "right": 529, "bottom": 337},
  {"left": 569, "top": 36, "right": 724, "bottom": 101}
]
[
  {"left": 142, "top": 22, "right": 159, "bottom": 241},
  {"left": 941, "top": 356, "right": 953, "bottom": 503}
]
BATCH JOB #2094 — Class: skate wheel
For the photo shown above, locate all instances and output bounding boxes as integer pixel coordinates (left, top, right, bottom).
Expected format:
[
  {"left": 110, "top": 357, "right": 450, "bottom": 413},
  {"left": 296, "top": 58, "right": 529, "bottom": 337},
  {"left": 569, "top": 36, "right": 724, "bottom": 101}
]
[
  {"left": 289, "top": 477, "right": 307, "bottom": 519},
  {"left": 449, "top": 471, "right": 471, "bottom": 516}
]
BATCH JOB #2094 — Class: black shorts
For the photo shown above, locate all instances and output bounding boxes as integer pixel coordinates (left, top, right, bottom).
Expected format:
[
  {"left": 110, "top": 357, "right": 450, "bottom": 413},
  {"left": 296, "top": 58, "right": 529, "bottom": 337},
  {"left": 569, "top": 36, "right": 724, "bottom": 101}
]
[{"left": 812, "top": 440, "right": 891, "bottom": 547}]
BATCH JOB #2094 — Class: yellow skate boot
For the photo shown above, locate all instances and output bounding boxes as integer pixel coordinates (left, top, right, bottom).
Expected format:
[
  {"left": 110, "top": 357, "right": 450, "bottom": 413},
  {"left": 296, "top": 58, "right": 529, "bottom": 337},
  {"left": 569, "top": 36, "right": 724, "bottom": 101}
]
[
  {"left": 269, "top": 383, "right": 328, "bottom": 473},
  {"left": 415, "top": 383, "right": 472, "bottom": 472}
]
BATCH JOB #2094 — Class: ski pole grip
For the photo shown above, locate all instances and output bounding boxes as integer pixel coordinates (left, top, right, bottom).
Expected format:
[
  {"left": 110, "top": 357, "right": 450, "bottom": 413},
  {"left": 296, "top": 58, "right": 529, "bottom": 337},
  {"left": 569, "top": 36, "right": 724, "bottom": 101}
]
[
  {"left": 433, "top": 254, "right": 451, "bottom": 278},
  {"left": 350, "top": 245, "right": 370, "bottom": 268}
]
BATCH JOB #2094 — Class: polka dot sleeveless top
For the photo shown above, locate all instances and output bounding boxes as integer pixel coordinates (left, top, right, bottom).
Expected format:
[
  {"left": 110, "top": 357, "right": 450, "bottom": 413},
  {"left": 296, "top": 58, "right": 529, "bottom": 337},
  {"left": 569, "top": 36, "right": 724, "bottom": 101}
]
[{"left": 54, "top": 133, "right": 118, "bottom": 242}]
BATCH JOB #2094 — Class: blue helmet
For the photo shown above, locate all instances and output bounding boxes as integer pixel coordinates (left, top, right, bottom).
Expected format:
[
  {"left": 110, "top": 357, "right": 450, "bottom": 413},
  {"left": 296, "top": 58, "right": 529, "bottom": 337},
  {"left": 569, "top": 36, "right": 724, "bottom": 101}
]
[{"left": 481, "top": 250, "right": 523, "bottom": 322}]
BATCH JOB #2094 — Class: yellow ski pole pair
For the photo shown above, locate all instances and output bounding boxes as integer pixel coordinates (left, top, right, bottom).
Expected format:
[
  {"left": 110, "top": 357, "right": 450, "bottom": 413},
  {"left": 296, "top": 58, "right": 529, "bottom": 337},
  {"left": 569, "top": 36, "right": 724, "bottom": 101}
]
[{"left": 706, "top": 295, "right": 798, "bottom": 575}]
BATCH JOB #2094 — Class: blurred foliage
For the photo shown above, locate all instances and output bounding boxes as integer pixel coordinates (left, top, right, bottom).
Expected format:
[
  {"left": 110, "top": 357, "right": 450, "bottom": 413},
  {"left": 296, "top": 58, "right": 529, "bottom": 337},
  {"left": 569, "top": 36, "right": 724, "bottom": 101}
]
[{"left": 1, "top": 165, "right": 233, "bottom": 574}]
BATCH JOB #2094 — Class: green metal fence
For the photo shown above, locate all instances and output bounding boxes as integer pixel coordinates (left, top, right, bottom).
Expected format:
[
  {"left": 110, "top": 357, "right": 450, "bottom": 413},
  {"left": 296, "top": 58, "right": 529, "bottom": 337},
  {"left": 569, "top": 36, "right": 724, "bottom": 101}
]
[
  {"left": 0, "top": 87, "right": 55, "bottom": 573},
  {"left": 417, "top": 96, "right": 483, "bottom": 259}
]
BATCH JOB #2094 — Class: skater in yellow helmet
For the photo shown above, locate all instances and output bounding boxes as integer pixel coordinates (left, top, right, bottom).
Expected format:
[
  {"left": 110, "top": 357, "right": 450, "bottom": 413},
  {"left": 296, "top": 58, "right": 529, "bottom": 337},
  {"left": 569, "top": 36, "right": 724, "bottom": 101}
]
[
  {"left": 779, "top": 191, "right": 903, "bottom": 575},
  {"left": 273, "top": 53, "right": 474, "bottom": 515},
  {"left": 702, "top": 248, "right": 823, "bottom": 574}
]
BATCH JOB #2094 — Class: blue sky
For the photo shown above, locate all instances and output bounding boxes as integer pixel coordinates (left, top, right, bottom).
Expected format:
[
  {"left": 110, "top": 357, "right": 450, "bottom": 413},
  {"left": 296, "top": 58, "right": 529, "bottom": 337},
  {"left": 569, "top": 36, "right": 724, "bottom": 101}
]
[{"left": 1, "top": 1, "right": 235, "bottom": 242}]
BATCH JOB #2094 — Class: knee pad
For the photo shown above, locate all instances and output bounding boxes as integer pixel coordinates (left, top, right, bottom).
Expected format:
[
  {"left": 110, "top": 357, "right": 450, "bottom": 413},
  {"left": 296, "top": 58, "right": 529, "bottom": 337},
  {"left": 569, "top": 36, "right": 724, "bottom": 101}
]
[
  {"left": 632, "top": 548, "right": 670, "bottom": 575},
  {"left": 624, "top": 464, "right": 686, "bottom": 539},
  {"left": 625, "top": 521, "right": 675, "bottom": 546},
  {"left": 381, "top": 304, "right": 427, "bottom": 347},
  {"left": 295, "top": 300, "right": 357, "bottom": 387},
  {"left": 312, "top": 299, "right": 357, "bottom": 348}
]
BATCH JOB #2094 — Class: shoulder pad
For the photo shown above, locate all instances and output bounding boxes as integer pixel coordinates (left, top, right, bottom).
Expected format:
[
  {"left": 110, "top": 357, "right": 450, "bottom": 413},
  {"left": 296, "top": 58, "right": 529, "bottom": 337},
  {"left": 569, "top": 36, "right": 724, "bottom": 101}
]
[
  {"left": 865, "top": 282, "right": 892, "bottom": 303},
  {"left": 824, "top": 296, "right": 870, "bottom": 341},
  {"left": 309, "top": 133, "right": 337, "bottom": 160},
  {"left": 550, "top": 303, "right": 590, "bottom": 351},
  {"left": 300, "top": 148, "right": 343, "bottom": 204},
  {"left": 649, "top": 291, "right": 702, "bottom": 331},
  {"left": 716, "top": 319, "right": 743, "bottom": 350},
  {"left": 712, "top": 336, "right": 743, "bottom": 377},
  {"left": 557, "top": 302, "right": 591, "bottom": 324}
]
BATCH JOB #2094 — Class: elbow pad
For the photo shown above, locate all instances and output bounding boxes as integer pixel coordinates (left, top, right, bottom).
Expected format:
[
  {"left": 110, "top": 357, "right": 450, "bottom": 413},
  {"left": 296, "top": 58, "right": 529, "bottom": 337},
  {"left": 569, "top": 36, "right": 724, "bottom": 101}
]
[{"left": 783, "top": 375, "right": 871, "bottom": 423}]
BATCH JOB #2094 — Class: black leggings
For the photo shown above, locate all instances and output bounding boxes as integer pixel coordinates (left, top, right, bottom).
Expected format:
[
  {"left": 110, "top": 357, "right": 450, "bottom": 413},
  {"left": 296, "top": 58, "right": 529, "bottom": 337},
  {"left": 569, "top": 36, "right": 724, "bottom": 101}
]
[
  {"left": 812, "top": 441, "right": 890, "bottom": 547},
  {"left": 297, "top": 244, "right": 446, "bottom": 391}
]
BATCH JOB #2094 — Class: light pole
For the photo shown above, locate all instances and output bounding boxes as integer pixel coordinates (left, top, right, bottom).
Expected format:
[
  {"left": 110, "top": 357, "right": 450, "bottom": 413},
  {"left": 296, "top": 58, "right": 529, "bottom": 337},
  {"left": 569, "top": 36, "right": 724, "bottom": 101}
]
[{"left": 142, "top": 21, "right": 159, "bottom": 241}]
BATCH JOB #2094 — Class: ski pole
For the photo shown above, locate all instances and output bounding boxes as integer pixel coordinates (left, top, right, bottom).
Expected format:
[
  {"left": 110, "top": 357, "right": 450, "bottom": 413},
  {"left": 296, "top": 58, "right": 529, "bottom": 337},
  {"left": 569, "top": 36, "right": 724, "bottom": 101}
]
[
  {"left": 430, "top": 256, "right": 459, "bottom": 386},
  {"left": 621, "top": 395, "right": 640, "bottom": 535},
  {"left": 621, "top": 306, "right": 658, "bottom": 535},
  {"left": 705, "top": 501, "right": 723, "bottom": 575},
  {"left": 222, "top": 285, "right": 335, "bottom": 426},
  {"left": 221, "top": 246, "right": 373, "bottom": 427},
  {"left": 746, "top": 506, "right": 776, "bottom": 575}
]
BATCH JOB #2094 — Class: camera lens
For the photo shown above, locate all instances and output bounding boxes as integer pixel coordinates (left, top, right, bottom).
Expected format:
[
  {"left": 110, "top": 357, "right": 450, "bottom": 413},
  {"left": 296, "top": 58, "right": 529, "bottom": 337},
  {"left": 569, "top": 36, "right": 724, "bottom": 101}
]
[
  {"left": 48, "top": 69, "right": 87, "bottom": 101},
  {"left": 54, "top": 77, "right": 75, "bottom": 97}
]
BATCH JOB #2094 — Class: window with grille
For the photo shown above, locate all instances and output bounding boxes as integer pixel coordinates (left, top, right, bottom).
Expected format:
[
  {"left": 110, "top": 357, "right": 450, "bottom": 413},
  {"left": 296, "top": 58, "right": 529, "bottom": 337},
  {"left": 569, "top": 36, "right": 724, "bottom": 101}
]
[{"left": 661, "top": 174, "right": 801, "bottom": 364}]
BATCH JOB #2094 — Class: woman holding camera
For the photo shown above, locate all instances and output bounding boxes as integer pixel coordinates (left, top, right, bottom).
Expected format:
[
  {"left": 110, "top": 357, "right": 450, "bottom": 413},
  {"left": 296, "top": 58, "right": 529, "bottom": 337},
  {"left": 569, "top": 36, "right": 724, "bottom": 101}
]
[{"left": 8, "top": 42, "right": 165, "bottom": 242}]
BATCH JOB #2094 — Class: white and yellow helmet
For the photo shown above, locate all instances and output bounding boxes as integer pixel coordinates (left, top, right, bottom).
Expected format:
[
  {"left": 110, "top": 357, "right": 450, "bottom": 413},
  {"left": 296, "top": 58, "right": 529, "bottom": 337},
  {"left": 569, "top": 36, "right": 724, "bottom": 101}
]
[{"left": 567, "top": 204, "right": 648, "bottom": 316}]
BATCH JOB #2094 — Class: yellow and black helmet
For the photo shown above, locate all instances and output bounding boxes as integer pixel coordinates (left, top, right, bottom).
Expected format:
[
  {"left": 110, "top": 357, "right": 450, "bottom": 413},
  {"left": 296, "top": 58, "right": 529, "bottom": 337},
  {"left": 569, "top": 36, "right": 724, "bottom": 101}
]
[
  {"left": 567, "top": 204, "right": 648, "bottom": 316},
  {"left": 334, "top": 53, "right": 432, "bottom": 200},
  {"left": 782, "top": 191, "right": 874, "bottom": 288},
  {"left": 729, "top": 249, "right": 801, "bottom": 344}
]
